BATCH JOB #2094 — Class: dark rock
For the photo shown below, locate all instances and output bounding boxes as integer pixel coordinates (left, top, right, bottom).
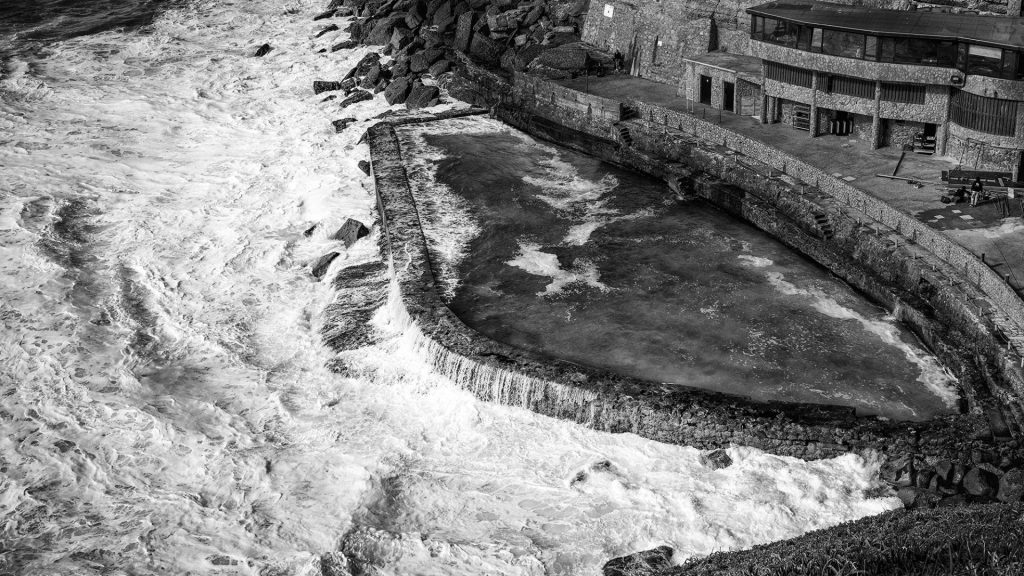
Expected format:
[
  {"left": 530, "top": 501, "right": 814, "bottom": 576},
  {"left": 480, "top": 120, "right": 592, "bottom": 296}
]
[
  {"left": 313, "top": 9, "right": 336, "bottom": 21},
  {"left": 391, "top": 27, "right": 414, "bottom": 50},
  {"left": 359, "top": 64, "right": 382, "bottom": 88},
  {"left": 962, "top": 467, "right": 998, "bottom": 499},
  {"left": 419, "top": 27, "right": 444, "bottom": 48},
  {"left": 374, "top": 79, "right": 389, "bottom": 93},
  {"left": 331, "top": 40, "right": 358, "bottom": 52},
  {"left": 933, "top": 459, "right": 954, "bottom": 484},
  {"left": 893, "top": 459, "right": 915, "bottom": 488},
  {"left": 524, "top": 4, "right": 543, "bottom": 26},
  {"left": 952, "top": 463, "right": 968, "bottom": 486},
  {"left": 316, "top": 23, "right": 340, "bottom": 38},
  {"left": 255, "top": 43, "right": 273, "bottom": 57},
  {"left": 366, "top": 13, "right": 408, "bottom": 45},
  {"left": 332, "top": 118, "right": 358, "bottom": 132},
  {"left": 700, "top": 448, "right": 732, "bottom": 470},
  {"left": 896, "top": 486, "right": 918, "bottom": 508},
  {"left": 303, "top": 224, "right": 318, "bottom": 237},
  {"left": 404, "top": 12, "right": 423, "bottom": 29},
  {"left": 358, "top": 160, "right": 371, "bottom": 175},
  {"left": 392, "top": 57, "right": 411, "bottom": 78},
  {"left": 344, "top": 52, "right": 381, "bottom": 80},
  {"left": 54, "top": 439, "right": 75, "bottom": 453},
  {"left": 454, "top": 11, "right": 475, "bottom": 52},
  {"left": 410, "top": 48, "right": 445, "bottom": 72},
  {"left": 340, "top": 77, "right": 357, "bottom": 91},
  {"left": 405, "top": 83, "right": 439, "bottom": 109},
  {"left": 488, "top": 6, "right": 529, "bottom": 32},
  {"left": 321, "top": 95, "right": 337, "bottom": 102},
  {"left": 428, "top": 59, "right": 451, "bottom": 77},
  {"left": 340, "top": 90, "right": 374, "bottom": 108},
  {"left": 314, "top": 80, "right": 345, "bottom": 94},
  {"left": 333, "top": 218, "right": 371, "bottom": 247},
  {"left": 384, "top": 76, "right": 412, "bottom": 104},
  {"left": 997, "top": 468, "right": 1024, "bottom": 502},
  {"left": 603, "top": 546, "right": 674, "bottom": 576},
  {"left": 468, "top": 33, "right": 503, "bottom": 62},
  {"left": 915, "top": 469, "right": 935, "bottom": 489},
  {"left": 312, "top": 252, "right": 341, "bottom": 279}
]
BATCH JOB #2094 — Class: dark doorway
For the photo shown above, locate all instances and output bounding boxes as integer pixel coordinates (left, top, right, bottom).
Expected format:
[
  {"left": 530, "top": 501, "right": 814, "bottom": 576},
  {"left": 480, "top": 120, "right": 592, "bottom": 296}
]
[
  {"left": 722, "top": 81, "right": 735, "bottom": 112},
  {"left": 699, "top": 75, "right": 712, "bottom": 105}
]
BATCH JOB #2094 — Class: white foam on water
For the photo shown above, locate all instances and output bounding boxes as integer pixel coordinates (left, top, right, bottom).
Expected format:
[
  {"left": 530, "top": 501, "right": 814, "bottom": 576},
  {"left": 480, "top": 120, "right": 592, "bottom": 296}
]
[
  {"left": 0, "top": 2, "right": 902, "bottom": 573},
  {"left": 759, "top": 267, "right": 959, "bottom": 408},
  {"left": 507, "top": 241, "right": 608, "bottom": 296}
]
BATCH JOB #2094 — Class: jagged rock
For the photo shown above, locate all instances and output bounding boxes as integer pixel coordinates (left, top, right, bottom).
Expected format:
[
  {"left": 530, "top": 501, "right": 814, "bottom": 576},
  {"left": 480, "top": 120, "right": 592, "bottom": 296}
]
[
  {"left": 314, "top": 80, "right": 345, "bottom": 94},
  {"left": 519, "top": 44, "right": 545, "bottom": 65},
  {"left": 331, "top": 39, "right": 358, "bottom": 51},
  {"left": 404, "top": 12, "right": 423, "bottom": 29},
  {"left": 366, "top": 13, "right": 408, "bottom": 45},
  {"left": 962, "top": 467, "right": 998, "bottom": 499},
  {"left": 933, "top": 460, "right": 954, "bottom": 485},
  {"left": 524, "top": 4, "right": 544, "bottom": 26},
  {"left": 997, "top": 468, "right": 1024, "bottom": 502},
  {"left": 700, "top": 448, "right": 733, "bottom": 470},
  {"left": 358, "top": 160, "right": 371, "bottom": 175},
  {"left": 454, "top": 11, "right": 475, "bottom": 52},
  {"left": 333, "top": 218, "right": 371, "bottom": 247},
  {"left": 333, "top": 118, "right": 358, "bottom": 132},
  {"left": 604, "top": 546, "right": 674, "bottom": 576},
  {"left": 344, "top": 52, "right": 380, "bottom": 80},
  {"left": 500, "top": 48, "right": 526, "bottom": 71},
  {"left": 896, "top": 486, "right": 918, "bottom": 508},
  {"left": 344, "top": 19, "right": 363, "bottom": 39},
  {"left": 469, "top": 33, "right": 503, "bottom": 62},
  {"left": 391, "top": 27, "right": 414, "bottom": 50},
  {"left": 428, "top": 59, "right": 450, "bottom": 77},
  {"left": 384, "top": 76, "right": 412, "bottom": 104},
  {"left": 341, "top": 77, "right": 357, "bottom": 91},
  {"left": 303, "top": 224, "right": 318, "bottom": 237},
  {"left": 255, "top": 43, "right": 272, "bottom": 57},
  {"left": 431, "top": 0, "right": 452, "bottom": 26},
  {"left": 322, "top": 94, "right": 337, "bottom": 102},
  {"left": 419, "top": 27, "right": 444, "bottom": 48},
  {"left": 405, "top": 83, "right": 439, "bottom": 109},
  {"left": 410, "top": 48, "right": 445, "bottom": 72},
  {"left": 374, "top": 79, "right": 388, "bottom": 93},
  {"left": 320, "top": 552, "right": 352, "bottom": 576},
  {"left": 893, "top": 459, "right": 915, "bottom": 488},
  {"left": 316, "top": 24, "right": 340, "bottom": 38},
  {"left": 340, "top": 90, "right": 374, "bottom": 108},
  {"left": 488, "top": 6, "right": 529, "bottom": 32},
  {"left": 915, "top": 469, "right": 935, "bottom": 489},
  {"left": 313, "top": 9, "right": 336, "bottom": 21},
  {"left": 391, "top": 56, "right": 411, "bottom": 78},
  {"left": 312, "top": 252, "right": 341, "bottom": 279},
  {"left": 359, "top": 64, "right": 382, "bottom": 88}
]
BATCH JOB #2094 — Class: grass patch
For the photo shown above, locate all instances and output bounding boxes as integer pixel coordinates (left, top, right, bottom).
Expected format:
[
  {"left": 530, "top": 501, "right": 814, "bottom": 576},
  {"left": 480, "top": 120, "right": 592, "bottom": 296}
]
[{"left": 671, "top": 504, "right": 1024, "bottom": 576}]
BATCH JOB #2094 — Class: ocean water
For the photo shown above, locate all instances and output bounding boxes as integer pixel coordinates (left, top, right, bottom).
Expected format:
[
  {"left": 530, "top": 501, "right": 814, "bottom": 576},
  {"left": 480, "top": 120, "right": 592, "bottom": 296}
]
[{"left": 0, "top": 0, "right": 901, "bottom": 574}]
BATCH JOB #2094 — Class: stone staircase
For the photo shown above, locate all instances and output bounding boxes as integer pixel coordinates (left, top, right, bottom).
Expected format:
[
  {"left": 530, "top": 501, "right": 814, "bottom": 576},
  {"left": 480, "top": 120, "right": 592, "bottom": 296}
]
[
  {"left": 812, "top": 211, "right": 834, "bottom": 240},
  {"left": 614, "top": 123, "right": 633, "bottom": 147}
]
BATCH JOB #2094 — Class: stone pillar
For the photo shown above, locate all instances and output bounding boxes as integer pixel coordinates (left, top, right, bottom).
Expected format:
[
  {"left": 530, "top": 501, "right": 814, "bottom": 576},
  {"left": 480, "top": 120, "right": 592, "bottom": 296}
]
[
  {"left": 1014, "top": 150, "right": 1022, "bottom": 182},
  {"left": 809, "top": 71, "right": 818, "bottom": 137},
  {"left": 759, "top": 85, "right": 768, "bottom": 124},
  {"left": 871, "top": 80, "right": 882, "bottom": 150},
  {"left": 768, "top": 96, "right": 779, "bottom": 124}
]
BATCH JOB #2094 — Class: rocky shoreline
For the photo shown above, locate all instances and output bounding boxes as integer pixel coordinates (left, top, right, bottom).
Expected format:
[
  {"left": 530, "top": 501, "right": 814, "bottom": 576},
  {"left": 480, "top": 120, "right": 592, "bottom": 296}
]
[{"left": 308, "top": 0, "right": 1024, "bottom": 571}]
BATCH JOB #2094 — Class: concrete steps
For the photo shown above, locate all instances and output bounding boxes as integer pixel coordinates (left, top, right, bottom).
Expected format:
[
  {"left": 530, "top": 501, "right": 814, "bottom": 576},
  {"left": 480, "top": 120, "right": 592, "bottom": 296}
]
[{"left": 812, "top": 211, "right": 834, "bottom": 240}]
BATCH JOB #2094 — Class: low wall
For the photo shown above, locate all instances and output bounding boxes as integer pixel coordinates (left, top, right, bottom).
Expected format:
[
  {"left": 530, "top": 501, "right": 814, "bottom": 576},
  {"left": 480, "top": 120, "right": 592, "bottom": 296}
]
[{"left": 367, "top": 119, "right": 1012, "bottom": 468}]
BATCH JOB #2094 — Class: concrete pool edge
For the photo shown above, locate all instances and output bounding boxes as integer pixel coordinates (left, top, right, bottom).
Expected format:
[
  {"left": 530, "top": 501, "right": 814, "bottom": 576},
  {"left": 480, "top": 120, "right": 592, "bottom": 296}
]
[{"left": 365, "top": 118, "right": 1002, "bottom": 472}]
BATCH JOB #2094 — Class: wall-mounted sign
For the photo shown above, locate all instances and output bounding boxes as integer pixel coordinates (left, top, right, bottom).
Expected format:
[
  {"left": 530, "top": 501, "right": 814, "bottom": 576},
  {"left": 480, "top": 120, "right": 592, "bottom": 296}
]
[{"left": 603, "top": 4, "right": 614, "bottom": 17}]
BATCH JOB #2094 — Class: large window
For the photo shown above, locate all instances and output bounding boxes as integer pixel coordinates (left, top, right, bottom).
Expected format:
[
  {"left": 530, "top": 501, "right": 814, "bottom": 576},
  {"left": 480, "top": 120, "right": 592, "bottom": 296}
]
[
  {"left": 749, "top": 14, "right": 1024, "bottom": 80},
  {"left": 950, "top": 90, "right": 1017, "bottom": 136},
  {"left": 822, "top": 30, "right": 865, "bottom": 58}
]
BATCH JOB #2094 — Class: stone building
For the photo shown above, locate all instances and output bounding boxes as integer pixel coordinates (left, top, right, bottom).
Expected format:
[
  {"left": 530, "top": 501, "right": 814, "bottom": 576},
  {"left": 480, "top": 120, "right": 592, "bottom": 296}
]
[
  {"left": 748, "top": 1, "right": 1024, "bottom": 174},
  {"left": 581, "top": 0, "right": 1024, "bottom": 173}
]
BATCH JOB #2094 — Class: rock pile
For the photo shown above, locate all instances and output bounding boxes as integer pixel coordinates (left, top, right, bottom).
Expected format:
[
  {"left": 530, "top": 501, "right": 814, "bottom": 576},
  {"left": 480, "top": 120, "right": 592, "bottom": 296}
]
[
  {"left": 888, "top": 446, "right": 1024, "bottom": 509},
  {"left": 313, "top": 0, "right": 610, "bottom": 120}
]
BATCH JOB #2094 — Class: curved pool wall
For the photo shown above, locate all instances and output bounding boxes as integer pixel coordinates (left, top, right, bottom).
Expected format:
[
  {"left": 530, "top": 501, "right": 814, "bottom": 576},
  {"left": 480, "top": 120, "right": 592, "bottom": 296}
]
[{"left": 366, "top": 119, "right": 994, "bottom": 465}]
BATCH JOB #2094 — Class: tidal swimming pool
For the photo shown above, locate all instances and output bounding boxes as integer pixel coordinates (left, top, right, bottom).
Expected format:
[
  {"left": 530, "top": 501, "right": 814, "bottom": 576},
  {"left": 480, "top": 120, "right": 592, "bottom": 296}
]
[{"left": 398, "top": 117, "right": 958, "bottom": 421}]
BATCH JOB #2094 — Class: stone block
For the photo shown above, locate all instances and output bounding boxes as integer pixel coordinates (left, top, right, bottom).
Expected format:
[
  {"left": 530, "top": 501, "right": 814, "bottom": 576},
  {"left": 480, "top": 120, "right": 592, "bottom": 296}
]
[
  {"left": 410, "top": 48, "right": 445, "bottom": 72},
  {"left": 333, "top": 218, "right": 371, "bottom": 247},
  {"left": 312, "top": 252, "right": 340, "bottom": 279},
  {"left": 313, "top": 80, "right": 345, "bottom": 94},
  {"left": 454, "top": 11, "right": 475, "bottom": 52},
  {"left": 428, "top": 59, "right": 451, "bottom": 77},
  {"left": 962, "top": 467, "right": 998, "bottom": 499},
  {"left": 469, "top": 33, "right": 503, "bottom": 63},
  {"left": 384, "top": 76, "right": 412, "bottom": 104},
  {"left": 340, "top": 89, "right": 374, "bottom": 108},
  {"left": 365, "top": 13, "right": 408, "bottom": 45},
  {"left": 997, "top": 468, "right": 1024, "bottom": 502},
  {"left": 332, "top": 118, "right": 358, "bottom": 132},
  {"left": 405, "top": 83, "right": 439, "bottom": 109}
]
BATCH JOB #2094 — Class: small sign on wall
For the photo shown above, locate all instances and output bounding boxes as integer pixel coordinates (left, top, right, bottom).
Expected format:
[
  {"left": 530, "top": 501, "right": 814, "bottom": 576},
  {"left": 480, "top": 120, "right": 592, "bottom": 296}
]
[{"left": 603, "top": 3, "right": 614, "bottom": 17}]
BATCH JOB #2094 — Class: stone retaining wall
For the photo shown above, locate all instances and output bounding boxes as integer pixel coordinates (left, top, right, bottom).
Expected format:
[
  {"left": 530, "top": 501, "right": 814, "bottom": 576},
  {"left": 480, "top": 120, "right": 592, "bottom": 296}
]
[{"left": 367, "top": 118, "right": 1020, "bottom": 471}]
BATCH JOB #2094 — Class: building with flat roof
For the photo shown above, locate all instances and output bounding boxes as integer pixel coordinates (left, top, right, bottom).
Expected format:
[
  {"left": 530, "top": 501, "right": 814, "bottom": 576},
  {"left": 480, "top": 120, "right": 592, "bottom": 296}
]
[{"left": 747, "top": 1, "right": 1024, "bottom": 174}]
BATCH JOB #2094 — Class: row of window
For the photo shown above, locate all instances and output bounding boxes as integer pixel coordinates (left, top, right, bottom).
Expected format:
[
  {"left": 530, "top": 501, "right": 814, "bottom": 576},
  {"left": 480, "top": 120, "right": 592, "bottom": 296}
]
[
  {"left": 763, "top": 63, "right": 927, "bottom": 103},
  {"left": 751, "top": 15, "right": 1024, "bottom": 81}
]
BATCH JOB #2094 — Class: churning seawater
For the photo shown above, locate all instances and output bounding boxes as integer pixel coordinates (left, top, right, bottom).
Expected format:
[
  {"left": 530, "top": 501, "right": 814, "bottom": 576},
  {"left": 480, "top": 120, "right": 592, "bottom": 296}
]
[{"left": 0, "top": 1, "right": 901, "bottom": 573}]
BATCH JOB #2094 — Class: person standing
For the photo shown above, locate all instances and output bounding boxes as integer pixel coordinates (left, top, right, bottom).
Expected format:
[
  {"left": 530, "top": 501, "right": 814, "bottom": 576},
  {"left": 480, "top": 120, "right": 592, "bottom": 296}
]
[{"left": 971, "top": 177, "right": 984, "bottom": 207}]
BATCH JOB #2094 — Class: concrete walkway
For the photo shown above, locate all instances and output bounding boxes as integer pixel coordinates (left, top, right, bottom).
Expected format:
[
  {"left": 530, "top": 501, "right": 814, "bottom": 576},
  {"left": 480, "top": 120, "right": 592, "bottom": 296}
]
[{"left": 558, "top": 74, "right": 1024, "bottom": 294}]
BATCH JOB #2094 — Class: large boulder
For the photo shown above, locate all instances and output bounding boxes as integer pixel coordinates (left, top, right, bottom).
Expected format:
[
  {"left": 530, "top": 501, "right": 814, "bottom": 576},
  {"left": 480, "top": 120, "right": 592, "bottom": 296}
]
[
  {"left": 384, "top": 76, "right": 412, "bottom": 104},
  {"left": 333, "top": 218, "right": 371, "bottom": 247},
  {"left": 428, "top": 59, "right": 451, "bottom": 77},
  {"left": 604, "top": 546, "right": 674, "bottom": 576},
  {"left": 454, "top": 11, "right": 475, "bottom": 52},
  {"left": 469, "top": 33, "right": 503, "bottom": 63},
  {"left": 410, "top": 48, "right": 445, "bottom": 72},
  {"left": 340, "top": 89, "right": 374, "bottom": 108},
  {"left": 700, "top": 449, "right": 732, "bottom": 470},
  {"left": 316, "top": 23, "right": 339, "bottom": 38},
  {"left": 962, "top": 467, "right": 998, "bottom": 499},
  {"left": 254, "top": 43, "right": 273, "bottom": 57},
  {"left": 344, "top": 52, "right": 380, "bottom": 80},
  {"left": 313, "top": 80, "right": 345, "bottom": 94},
  {"left": 365, "top": 13, "right": 408, "bottom": 45},
  {"left": 487, "top": 6, "right": 529, "bottom": 32},
  {"left": 997, "top": 468, "right": 1024, "bottom": 502},
  {"left": 405, "top": 83, "right": 439, "bottom": 109},
  {"left": 331, "top": 39, "right": 358, "bottom": 52}
]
